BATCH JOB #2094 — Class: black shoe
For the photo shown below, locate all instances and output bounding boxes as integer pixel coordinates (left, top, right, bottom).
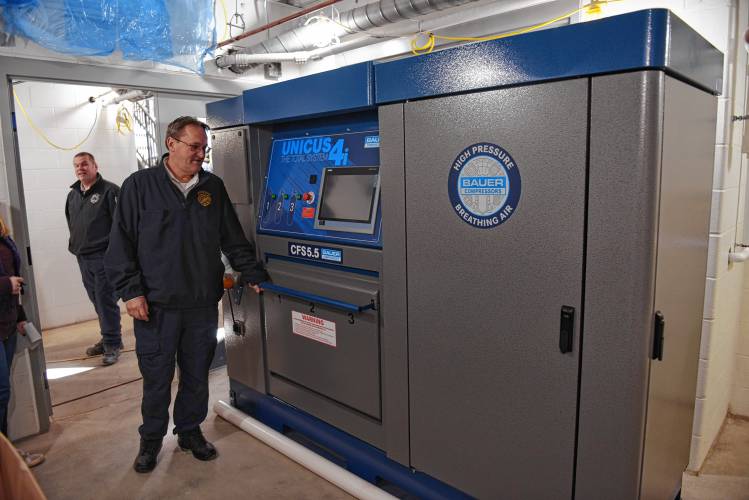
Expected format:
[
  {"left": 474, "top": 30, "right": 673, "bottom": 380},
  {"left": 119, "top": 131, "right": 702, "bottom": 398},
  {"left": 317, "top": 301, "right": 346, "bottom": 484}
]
[
  {"left": 133, "top": 439, "right": 162, "bottom": 473},
  {"left": 102, "top": 344, "right": 121, "bottom": 366},
  {"left": 87, "top": 340, "right": 123, "bottom": 357},
  {"left": 177, "top": 430, "right": 217, "bottom": 461},
  {"left": 85, "top": 340, "right": 104, "bottom": 356}
]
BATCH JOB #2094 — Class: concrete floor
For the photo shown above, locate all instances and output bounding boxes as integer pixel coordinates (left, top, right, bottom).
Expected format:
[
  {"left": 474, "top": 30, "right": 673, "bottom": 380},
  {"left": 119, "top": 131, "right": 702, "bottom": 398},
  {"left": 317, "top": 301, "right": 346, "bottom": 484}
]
[
  {"left": 15, "top": 316, "right": 352, "bottom": 500},
  {"left": 683, "top": 416, "right": 749, "bottom": 500},
  {"left": 12, "top": 315, "right": 749, "bottom": 499}
]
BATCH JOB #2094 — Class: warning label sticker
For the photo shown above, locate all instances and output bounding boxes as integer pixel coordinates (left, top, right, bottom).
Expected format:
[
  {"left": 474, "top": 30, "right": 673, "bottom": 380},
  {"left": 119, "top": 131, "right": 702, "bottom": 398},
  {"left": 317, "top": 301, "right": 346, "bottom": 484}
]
[{"left": 292, "top": 311, "right": 336, "bottom": 347}]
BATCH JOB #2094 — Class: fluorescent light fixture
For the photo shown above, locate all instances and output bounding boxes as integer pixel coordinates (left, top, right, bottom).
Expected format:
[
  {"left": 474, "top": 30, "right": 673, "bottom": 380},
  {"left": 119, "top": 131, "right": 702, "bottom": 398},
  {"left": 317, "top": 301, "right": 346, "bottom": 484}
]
[
  {"left": 303, "top": 15, "right": 342, "bottom": 49},
  {"left": 46, "top": 366, "right": 95, "bottom": 380}
]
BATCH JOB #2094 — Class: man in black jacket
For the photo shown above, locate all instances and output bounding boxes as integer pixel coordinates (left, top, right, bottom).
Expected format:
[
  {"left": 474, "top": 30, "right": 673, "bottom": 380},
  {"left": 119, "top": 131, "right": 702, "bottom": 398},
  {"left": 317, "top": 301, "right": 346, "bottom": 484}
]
[
  {"left": 104, "top": 116, "right": 267, "bottom": 474},
  {"left": 66, "top": 152, "right": 122, "bottom": 365}
]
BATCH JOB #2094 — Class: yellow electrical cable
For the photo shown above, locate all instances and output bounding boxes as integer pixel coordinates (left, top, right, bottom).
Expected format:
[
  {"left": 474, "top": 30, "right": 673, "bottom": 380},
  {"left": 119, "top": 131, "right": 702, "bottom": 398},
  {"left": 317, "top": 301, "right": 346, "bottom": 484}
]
[
  {"left": 115, "top": 105, "right": 133, "bottom": 135},
  {"left": 12, "top": 89, "right": 99, "bottom": 151},
  {"left": 410, "top": 0, "right": 622, "bottom": 56},
  {"left": 218, "top": 0, "right": 230, "bottom": 43}
]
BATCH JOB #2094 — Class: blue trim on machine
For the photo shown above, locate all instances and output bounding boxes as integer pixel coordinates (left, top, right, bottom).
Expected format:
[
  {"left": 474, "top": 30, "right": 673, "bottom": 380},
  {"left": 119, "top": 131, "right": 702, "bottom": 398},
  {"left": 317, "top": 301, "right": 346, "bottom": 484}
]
[
  {"left": 374, "top": 9, "right": 723, "bottom": 103},
  {"left": 266, "top": 254, "right": 380, "bottom": 277},
  {"left": 258, "top": 226, "right": 383, "bottom": 248},
  {"left": 271, "top": 110, "right": 379, "bottom": 140},
  {"left": 206, "top": 95, "right": 244, "bottom": 129},
  {"left": 244, "top": 62, "right": 375, "bottom": 124},
  {"left": 261, "top": 282, "right": 375, "bottom": 313},
  {"left": 230, "top": 382, "right": 473, "bottom": 500}
]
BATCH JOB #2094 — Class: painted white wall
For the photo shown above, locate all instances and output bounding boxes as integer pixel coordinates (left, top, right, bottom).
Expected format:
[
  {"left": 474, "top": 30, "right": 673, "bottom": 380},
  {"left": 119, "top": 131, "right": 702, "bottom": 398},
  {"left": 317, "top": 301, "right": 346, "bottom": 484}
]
[
  {"left": 13, "top": 81, "right": 137, "bottom": 329},
  {"left": 733, "top": 29, "right": 749, "bottom": 416}
]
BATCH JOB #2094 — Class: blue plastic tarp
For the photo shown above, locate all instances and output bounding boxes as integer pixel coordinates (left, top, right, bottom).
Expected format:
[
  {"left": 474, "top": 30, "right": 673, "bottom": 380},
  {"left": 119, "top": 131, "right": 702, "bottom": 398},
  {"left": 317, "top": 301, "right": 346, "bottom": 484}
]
[{"left": 1, "top": 0, "right": 215, "bottom": 73}]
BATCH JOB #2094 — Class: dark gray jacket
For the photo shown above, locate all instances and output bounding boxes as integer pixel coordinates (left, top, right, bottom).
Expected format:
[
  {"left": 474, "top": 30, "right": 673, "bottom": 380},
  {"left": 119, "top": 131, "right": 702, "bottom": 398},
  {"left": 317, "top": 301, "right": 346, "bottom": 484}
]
[{"left": 65, "top": 174, "right": 119, "bottom": 256}]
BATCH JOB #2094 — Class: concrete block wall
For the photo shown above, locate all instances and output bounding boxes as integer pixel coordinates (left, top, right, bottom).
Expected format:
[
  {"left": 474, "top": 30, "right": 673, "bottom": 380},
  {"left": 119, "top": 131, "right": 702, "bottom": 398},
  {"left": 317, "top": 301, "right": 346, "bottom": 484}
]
[
  {"left": 694, "top": 0, "right": 748, "bottom": 470},
  {"left": 736, "top": 258, "right": 749, "bottom": 415},
  {"left": 13, "top": 82, "right": 137, "bottom": 329}
]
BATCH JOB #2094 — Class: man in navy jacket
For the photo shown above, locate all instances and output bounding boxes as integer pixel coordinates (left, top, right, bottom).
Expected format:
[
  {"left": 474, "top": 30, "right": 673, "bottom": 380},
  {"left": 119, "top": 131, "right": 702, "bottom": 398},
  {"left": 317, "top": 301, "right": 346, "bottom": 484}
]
[
  {"left": 105, "top": 116, "right": 267, "bottom": 473},
  {"left": 66, "top": 152, "right": 122, "bottom": 365}
]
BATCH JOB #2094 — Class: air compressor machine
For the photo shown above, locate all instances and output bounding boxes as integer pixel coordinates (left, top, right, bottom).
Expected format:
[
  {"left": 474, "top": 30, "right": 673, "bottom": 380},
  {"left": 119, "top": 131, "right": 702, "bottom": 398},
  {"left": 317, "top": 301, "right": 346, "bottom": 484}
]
[{"left": 207, "top": 9, "right": 722, "bottom": 499}]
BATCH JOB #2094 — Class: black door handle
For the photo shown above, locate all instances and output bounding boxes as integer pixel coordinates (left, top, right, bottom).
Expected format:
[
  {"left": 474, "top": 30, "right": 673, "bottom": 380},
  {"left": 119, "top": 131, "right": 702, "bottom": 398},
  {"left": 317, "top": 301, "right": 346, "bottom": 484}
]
[
  {"left": 559, "top": 306, "right": 575, "bottom": 353},
  {"left": 652, "top": 311, "right": 665, "bottom": 361}
]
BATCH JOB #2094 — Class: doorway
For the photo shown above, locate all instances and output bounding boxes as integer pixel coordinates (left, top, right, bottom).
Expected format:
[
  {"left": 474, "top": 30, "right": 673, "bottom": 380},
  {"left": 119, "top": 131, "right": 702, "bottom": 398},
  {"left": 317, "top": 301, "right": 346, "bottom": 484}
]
[{"left": 6, "top": 76, "right": 228, "bottom": 439}]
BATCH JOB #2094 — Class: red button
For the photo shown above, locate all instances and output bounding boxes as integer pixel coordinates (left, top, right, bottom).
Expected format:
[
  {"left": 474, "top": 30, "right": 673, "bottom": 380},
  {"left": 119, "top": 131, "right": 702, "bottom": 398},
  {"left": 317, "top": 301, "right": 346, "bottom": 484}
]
[
  {"left": 302, "top": 207, "right": 315, "bottom": 219},
  {"left": 302, "top": 192, "right": 312, "bottom": 201}
]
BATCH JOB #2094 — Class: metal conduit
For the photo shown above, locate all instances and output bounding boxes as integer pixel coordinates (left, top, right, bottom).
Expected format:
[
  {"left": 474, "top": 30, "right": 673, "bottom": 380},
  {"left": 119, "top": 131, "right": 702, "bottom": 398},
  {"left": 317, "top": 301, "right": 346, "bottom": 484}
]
[{"left": 216, "top": 0, "right": 479, "bottom": 70}]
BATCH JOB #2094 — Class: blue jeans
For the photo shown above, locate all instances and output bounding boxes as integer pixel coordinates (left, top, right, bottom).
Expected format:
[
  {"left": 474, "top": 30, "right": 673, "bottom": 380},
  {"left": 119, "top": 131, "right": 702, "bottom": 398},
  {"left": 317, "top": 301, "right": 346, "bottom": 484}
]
[
  {"left": 0, "top": 331, "right": 18, "bottom": 436},
  {"left": 77, "top": 254, "right": 122, "bottom": 347}
]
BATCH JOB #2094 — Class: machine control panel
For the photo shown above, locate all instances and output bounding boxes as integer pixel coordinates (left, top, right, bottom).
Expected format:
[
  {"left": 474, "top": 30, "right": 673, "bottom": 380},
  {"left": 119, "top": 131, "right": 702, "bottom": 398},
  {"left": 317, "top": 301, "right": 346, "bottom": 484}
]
[{"left": 258, "top": 130, "right": 382, "bottom": 247}]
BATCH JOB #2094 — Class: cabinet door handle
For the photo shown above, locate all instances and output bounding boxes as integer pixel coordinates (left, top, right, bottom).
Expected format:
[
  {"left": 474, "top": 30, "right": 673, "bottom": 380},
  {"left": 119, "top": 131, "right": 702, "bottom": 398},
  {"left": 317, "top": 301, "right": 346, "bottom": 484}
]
[
  {"left": 652, "top": 311, "right": 665, "bottom": 361},
  {"left": 559, "top": 306, "right": 575, "bottom": 354}
]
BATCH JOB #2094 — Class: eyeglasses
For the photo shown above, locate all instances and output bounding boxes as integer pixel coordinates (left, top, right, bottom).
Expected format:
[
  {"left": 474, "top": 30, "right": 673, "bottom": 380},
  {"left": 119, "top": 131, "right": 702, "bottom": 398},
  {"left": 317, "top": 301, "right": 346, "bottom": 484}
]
[{"left": 171, "top": 136, "right": 211, "bottom": 155}]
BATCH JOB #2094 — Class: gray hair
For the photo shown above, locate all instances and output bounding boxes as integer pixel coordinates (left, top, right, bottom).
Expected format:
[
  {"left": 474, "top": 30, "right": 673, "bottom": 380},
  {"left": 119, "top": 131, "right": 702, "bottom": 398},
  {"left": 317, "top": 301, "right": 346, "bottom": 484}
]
[{"left": 165, "top": 116, "right": 209, "bottom": 148}]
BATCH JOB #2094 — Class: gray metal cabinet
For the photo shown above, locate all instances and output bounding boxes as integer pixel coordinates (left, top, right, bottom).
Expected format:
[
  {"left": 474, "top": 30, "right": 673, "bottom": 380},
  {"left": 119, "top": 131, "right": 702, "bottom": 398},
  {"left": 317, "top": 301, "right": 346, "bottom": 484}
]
[{"left": 403, "top": 79, "right": 588, "bottom": 498}]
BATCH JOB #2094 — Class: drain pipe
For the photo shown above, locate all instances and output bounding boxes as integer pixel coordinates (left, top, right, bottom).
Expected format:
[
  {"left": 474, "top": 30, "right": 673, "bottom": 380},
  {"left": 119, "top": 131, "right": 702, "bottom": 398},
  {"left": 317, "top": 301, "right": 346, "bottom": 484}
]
[
  {"left": 729, "top": 246, "right": 749, "bottom": 263},
  {"left": 216, "top": 51, "right": 316, "bottom": 67},
  {"left": 214, "top": 400, "right": 397, "bottom": 500},
  {"left": 215, "top": 35, "right": 384, "bottom": 68},
  {"left": 94, "top": 89, "right": 152, "bottom": 106}
]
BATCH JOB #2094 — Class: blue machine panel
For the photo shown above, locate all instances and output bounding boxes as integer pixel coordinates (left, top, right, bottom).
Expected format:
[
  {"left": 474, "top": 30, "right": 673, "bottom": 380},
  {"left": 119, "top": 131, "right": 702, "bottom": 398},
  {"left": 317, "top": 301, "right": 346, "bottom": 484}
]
[
  {"left": 258, "top": 129, "right": 382, "bottom": 248},
  {"left": 244, "top": 62, "right": 374, "bottom": 124},
  {"left": 375, "top": 9, "right": 723, "bottom": 103}
]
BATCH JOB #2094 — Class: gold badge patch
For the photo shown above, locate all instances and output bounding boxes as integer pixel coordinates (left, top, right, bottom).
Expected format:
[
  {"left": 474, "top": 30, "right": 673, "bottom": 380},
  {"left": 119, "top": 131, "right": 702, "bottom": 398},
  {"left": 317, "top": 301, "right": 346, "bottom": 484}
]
[{"left": 197, "top": 191, "right": 212, "bottom": 207}]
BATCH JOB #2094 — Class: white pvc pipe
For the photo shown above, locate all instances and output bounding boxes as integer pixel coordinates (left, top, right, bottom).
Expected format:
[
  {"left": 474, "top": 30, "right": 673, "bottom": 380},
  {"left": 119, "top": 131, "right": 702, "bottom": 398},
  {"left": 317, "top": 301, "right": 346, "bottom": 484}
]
[
  {"left": 99, "top": 89, "right": 151, "bottom": 106},
  {"left": 729, "top": 247, "right": 749, "bottom": 263},
  {"left": 215, "top": 52, "right": 314, "bottom": 67},
  {"left": 214, "top": 400, "right": 396, "bottom": 500}
]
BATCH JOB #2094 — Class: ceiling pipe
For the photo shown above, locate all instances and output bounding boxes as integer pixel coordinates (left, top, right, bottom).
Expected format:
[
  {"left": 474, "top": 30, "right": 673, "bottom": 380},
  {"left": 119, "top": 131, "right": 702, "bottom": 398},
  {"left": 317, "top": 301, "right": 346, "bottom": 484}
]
[
  {"left": 217, "top": 0, "right": 345, "bottom": 48},
  {"left": 216, "top": 51, "right": 318, "bottom": 66},
  {"left": 92, "top": 89, "right": 152, "bottom": 106},
  {"left": 215, "top": 35, "right": 384, "bottom": 68},
  {"left": 217, "top": 0, "right": 481, "bottom": 71}
]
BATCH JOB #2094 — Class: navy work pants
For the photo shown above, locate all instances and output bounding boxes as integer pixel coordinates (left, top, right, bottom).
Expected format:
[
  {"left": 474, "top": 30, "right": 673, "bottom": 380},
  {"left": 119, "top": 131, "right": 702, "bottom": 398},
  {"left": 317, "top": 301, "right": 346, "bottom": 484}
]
[
  {"left": 77, "top": 254, "right": 121, "bottom": 347},
  {"left": 134, "top": 305, "right": 218, "bottom": 441},
  {"left": 0, "top": 331, "right": 17, "bottom": 436}
]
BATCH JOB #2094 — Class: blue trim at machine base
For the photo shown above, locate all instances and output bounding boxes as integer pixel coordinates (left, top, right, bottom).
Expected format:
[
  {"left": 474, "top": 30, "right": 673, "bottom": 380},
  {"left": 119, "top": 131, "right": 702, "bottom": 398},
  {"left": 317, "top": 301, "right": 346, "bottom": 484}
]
[{"left": 230, "top": 381, "right": 473, "bottom": 500}]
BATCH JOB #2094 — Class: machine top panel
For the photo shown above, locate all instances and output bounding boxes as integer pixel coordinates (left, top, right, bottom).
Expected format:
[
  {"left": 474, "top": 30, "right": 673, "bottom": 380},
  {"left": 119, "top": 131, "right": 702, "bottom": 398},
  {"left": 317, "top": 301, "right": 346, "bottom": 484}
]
[
  {"left": 375, "top": 9, "right": 723, "bottom": 103},
  {"left": 243, "top": 62, "right": 374, "bottom": 125},
  {"left": 206, "top": 95, "right": 244, "bottom": 129}
]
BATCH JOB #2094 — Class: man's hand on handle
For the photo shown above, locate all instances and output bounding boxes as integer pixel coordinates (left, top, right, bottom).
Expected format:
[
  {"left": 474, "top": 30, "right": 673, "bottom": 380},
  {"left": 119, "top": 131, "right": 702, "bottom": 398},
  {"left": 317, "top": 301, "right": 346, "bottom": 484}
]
[{"left": 127, "top": 296, "right": 149, "bottom": 321}]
